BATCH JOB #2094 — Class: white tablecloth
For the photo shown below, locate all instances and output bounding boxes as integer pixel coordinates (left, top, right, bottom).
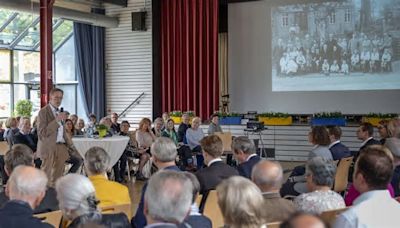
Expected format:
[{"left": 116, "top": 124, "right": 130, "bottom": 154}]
[{"left": 72, "top": 136, "right": 130, "bottom": 168}]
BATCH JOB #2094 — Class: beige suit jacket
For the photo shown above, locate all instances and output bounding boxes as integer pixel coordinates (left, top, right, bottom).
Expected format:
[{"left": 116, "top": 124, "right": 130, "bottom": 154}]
[
  {"left": 37, "top": 104, "right": 71, "bottom": 160},
  {"left": 262, "top": 192, "right": 296, "bottom": 223}
]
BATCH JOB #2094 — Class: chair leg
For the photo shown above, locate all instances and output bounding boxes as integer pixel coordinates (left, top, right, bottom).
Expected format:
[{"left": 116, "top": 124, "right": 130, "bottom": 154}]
[{"left": 127, "top": 160, "right": 131, "bottom": 181}]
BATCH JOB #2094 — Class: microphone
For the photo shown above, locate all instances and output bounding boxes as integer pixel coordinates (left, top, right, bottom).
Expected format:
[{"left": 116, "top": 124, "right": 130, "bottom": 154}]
[{"left": 60, "top": 107, "right": 64, "bottom": 124}]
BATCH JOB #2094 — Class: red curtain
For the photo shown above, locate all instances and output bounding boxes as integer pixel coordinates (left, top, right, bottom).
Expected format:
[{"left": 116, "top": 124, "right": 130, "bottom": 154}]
[{"left": 161, "top": 0, "right": 219, "bottom": 120}]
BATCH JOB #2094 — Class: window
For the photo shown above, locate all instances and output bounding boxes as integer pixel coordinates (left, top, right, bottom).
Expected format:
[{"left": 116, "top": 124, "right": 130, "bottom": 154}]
[
  {"left": 0, "top": 50, "right": 10, "bottom": 81},
  {"left": 0, "top": 84, "right": 11, "bottom": 117},
  {"left": 330, "top": 11, "right": 336, "bottom": 24},
  {"left": 282, "top": 13, "right": 289, "bottom": 27},
  {"left": 13, "top": 51, "right": 40, "bottom": 83},
  {"left": 345, "top": 9, "right": 351, "bottom": 23}
]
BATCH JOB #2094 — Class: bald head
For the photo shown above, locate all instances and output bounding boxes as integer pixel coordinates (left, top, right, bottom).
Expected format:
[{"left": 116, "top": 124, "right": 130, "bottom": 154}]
[
  {"left": 251, "top": 160, "right": 283, "bottom": 192},
  {"left": 281, "top": 213, "right": 326, "bottom": 228}
]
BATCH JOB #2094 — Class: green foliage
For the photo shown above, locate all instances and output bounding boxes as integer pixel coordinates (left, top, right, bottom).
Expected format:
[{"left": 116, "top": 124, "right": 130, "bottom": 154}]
[
  {"left": 313, "top": 112, "right": 343, "bottom": 118},
  {"left": 14, "top": 99, "right": 33, "bottom": 117},
  {"left": 257, "top": 112, "right": 290, "bottom": 118},
  {"left": 96, "top": 124, "right": 108, "bottom": 131},
  {"left": 186, "top": 111, "right": 195, "bottom": 117},
  {"left": 364, "top": 113, "right": 398, "bottom": 118},
  {"left": 169, "top": 111, "right": 182, "bottom": 117}
]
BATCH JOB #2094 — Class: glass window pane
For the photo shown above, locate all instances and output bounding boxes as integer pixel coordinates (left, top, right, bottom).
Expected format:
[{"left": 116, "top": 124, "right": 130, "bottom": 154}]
[
  {"left": 30, "top": 89, "right": 40, "bottom": 117},
  {"left": 1, "top": 13, "right": 37, "bottom": 45},
  {"left": 0, "top": 9, "right": 13, "bottom": 23},
  {"left": 13, "top": 84, "right": 28, "bottom": 105},
  {"left": 55, "top": 37, "right": 76, "bottom": 82},
  {"left": 0, "top": 50, "right": 11, "bottom": 82},
  {"left": 57, "top": 85, "right": 76, "bottom": 114},
  {"left": 53, "top": 21, "right": 73, "bottom": 48},
  {"left": 0, "top": 84, "right": 11, "bottom": 117},
  {"left": 17, "top": 22, "right": 40, "bottom": 47},
  {"left": 13, "top": 51, "right": 40, "bottom": 83}
]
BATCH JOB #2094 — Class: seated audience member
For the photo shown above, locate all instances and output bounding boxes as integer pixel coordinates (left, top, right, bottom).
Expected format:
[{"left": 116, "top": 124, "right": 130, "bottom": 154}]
[
  {"left": 0, "top": 144, "right": 58, "bottom": 213},
  {"left": 13, "top": 117, "right": 37, "bottom": 152},
  {"left": 56, "top": 174, "right": 130, "bottom": 228},
  {"left": 232, "top": 136, "right": 261, "bottom": 179},
  {"left": 88, "top": 113, "right": 97, "bottom": 127},
  {"left": 327, "top": 126, "right": 351, "bottom": 160},
  {"left": 294, "top": 157, "right": 345, "bottom": 214},
  {"left": 99, "top": 117, "right": 115, "bottom": 136},
  {"left": 65, "top": 119, "right": 76, "bottom": 137},
  {"left": 334, "top": 146, "right": 400, "bottom": 228},
  {"left": 251, "top": 160, "right": 295, "bottom": 222},
  {"left": 135, "top": 118, "right": 155, "bottom": 180},
  {"left": 207, "top": 114, "right": 223, "bottom": 135},
  {"left": 144, "top": 171, "right": 193, "bottom": 228},
  {"left": 378, "top": 119, "right": 390, "bottom": 145},
  {"left": 308, "top": 126, "right": 333, "bottom": 160},
  {"left": 110, "top": 112, "right": 120, "bottom": 133},
  {"left": 0, "top": 120, "right": 4, "bottom": 141},
  {"left": 64, "top": 119, "right": 84, "bottom": 174},
  {"left": 217, "top": 176, "right": 266, "bottom": 227},
  {"left": 84, "top": 147, "right": 130, "bottom": 207},
  {"left": 132, "top": 137, "right": 181, "bottom": 228},
  {"left": 30, "top": 116, "right": 39, "bottom": 143},
  {"left": 3, "top": 117, "right": 19, "bottom": 148},
  {"left": 162, "top": 112, "right": 170, "bottom": 126},
  {"left": 180, "top": 172, "right": 212, "bottom": 228},
  {"left": 177, "top": 113, "right": 191, "bottom": 143},
  {"left": 75, "top": 118, "right": 85, "bottom": 135},
  {"left": 151, "top": 117, "right": 164, "bottom": 137},
  {"left": 69, "top": 114, "right": 78, "bottom": 127},
  {"left": 280, "top": 212, "right": 327, "bottom": 228},
  {"left": 384, "top": 119, "right": 400, "bottom": 196},
  {"left": 162, "top": 119, "right": 194, "bottom": 171},
  {"left": 0, "top": 166, "right": 52, "bottom": 228},
  {"left": 353, "top": 122, "right": 381, "bottom": 162},
  {"left": 186, "top": 117, "right": 205, "bottom": 169}
]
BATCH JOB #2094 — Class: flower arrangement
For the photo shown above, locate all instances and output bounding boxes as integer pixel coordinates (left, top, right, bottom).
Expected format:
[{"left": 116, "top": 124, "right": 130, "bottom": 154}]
[{"left": 257, "top": 112, "right": 292, "bottom": 125}]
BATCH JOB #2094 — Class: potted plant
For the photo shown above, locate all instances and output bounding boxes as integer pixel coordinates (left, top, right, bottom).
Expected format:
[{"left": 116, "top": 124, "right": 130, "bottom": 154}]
[
  {"left": 362, "top": 113, "right": 398, "bottom": 126},
  {"left": 96, "top": 124, "right": 108, "bottom": 138},
  {"left": 186, "top": 111, "right": 195, "bottom": 123},
  {"left": 215, "top": 112, "right": 242, "bottom": 125},
  {"left": 15, "top": 99, "right": 33, "bottom": 117},
  {"left": 169, "top": 111, "right": 183, "bottom": 124},
  {"left": 311, "top": 112, "right": 346, "bottom": 126},
  {"left": 257, "top": 112, "right": 292, "bottom": 125}
]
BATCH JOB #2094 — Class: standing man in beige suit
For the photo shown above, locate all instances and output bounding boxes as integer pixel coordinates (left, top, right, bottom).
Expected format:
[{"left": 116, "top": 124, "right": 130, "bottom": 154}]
[{"left": 37, "top": 88, "right": 71, "bottom": 187}]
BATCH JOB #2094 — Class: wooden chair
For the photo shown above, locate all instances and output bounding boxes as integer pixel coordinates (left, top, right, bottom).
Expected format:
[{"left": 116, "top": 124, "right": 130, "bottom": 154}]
[
  {"left": 320, "top": 207, "right": 349, "bottom": 225},
  {"left": 101, "top": 203, "right": 132, "bottom": 219},
  {"left": 266, "top": 222, "right": 281, "bottom": 228},
  {"left": 333, "top": 156, "right": 353, "bottom": 193},
  {"left": 0, "top": 141, "right": 9, "bottom": 156},
  {"left": 34, "top": 210, "right": 63, "bottom": 227},
  {"left": 203, "top": 190, "right": 224, "bottom": 228},
  {"left": 214, "top": 132, "right": 232, "bottom": 154},
  {"left": 195, "top": 194, "right": 203, "bottom": 207}
]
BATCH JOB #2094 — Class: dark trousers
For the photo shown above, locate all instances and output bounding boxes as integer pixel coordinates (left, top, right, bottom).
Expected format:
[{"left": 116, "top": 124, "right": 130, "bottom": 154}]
[
  {"left": 177, "top": 145, "right": 193, "bottom": 169},
  {"left": 113, "top": 151, "right": 128, "bottom": 182},
  {"left": 192, "top": 146, "right": 204, "bottom": 169},
  {"left": 66, "top": 154, "right": 83, "bottom": 173},
  {"left": 0, "top": 156, "right": 7, "bottom": 185}
]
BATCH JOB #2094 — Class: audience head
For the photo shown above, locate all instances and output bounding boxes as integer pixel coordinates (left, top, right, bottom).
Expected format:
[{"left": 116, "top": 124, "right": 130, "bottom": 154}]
[
  {"left": 89, "top": 113, "right": 97, "bottom": 123},
  {"left": 251, "top": 160, "right": 283, "bottom": 193},
  {"left": 356, "top": 122, "right": 374, "bottom": 141},
  {"left": 200, "top": 135, "right": 223, "bottom": 164},
  {"left": 327, "top": 125, "right": 342, "bottom": 143},
  {"left": 69, "top": 114, "right": 78, "bottom": 126},
  {"left": 305, "top": 157, "right": 336, "bottom": 191},
  {"left": 153, "top": 117, "right": 164, "bottom": 131},
  {"left": 162, "top": 112, "right": 170, "bottom": 122},
  {"left": 5, "top": 117, "right": 17, "bottom": 129},
  {"left": 56, "top": 174, "right": 99, "bottom": 220},
  {"left": 4, "top": 144, "right": 34, "bottom": 175},
  {"left": 166, "top": 119, "right": 175, "bottom": 131},
  {"left": 120, "top": 120, "right": 130, "bottom": 133},
  {"left": 217, "top": 176, "right": 265, "bottom": 228},
  {"left": 232, "top": 136, "right": 256, "bottom": 163},
  {"left": 65, "top": 119, "right": 75, "bottom": 133},
  {"left": 181, "top": 113, "right": 190, "bottom": 124},
  {"left": 111, "top": 112, "right": 119, "bottom": 124},
  {"left": 18, "top": 117, "right": 31, "bottom": 134},
  {"left": 183, "top": 172, "right": 200, "bottom": 204},
  {"left": 49, "top": 87, "right": 64, "bottom": 108},
  {"left": 151, "top": 137, "right": 177, "bottom": 167},
  {"left": 84, "top": 147, "right": 110, "bottom": 176},
  {"left": 139, "top": 118, "right": 151, "bottom": 132},
  {"left": 378, "top": 119, "right": 389, "bottom": 139},
  {"left": 280, "top": 212, "right": 327, "bottom": 228},
  {"left": 387, "top": 119, "right": 400, "bottom": 138},
  {"left": 144, "top": 170, "right": 192, "bottom": 224},
  {"left": 191, "top": 117, "right": 201, "bottom": 130},
  {"left": 354, "top": 145, "right": 393, "bottom": 193},
  {"left": 210, "top": 113, "right": 219, "bottom": 125},
  {"left": 8, "top": 166, "right": 48, "bottom": 210},
  {"left": 77, "top": 119, "right": 85, "bottom": 130},
  {"left": 308, "top": 126, "right": 330, "bottom": 146}
]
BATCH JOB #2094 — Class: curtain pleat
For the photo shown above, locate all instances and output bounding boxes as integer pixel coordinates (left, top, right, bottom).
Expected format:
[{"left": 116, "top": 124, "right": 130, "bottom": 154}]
[{"left": 218, "top": 33, "right": 228, "bottom": 107}]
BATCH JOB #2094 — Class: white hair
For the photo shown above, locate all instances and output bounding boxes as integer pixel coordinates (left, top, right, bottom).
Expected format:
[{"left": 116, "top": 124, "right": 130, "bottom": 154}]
[
  {"left": 151, "top": 137, "right": 177, "bottom": 162},
  {"left": 8, "top": 165, "right": 47, "bottom": 200},
  {"left": 55, "top": 174, "right": 98, "bottom": 220},
  {"left": 145, "top": 170, "right": 192, "bottom": 223}
]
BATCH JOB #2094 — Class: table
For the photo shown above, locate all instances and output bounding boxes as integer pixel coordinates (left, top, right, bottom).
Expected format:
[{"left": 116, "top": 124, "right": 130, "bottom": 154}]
[{"left": 72, "top": 136, "right": 130, "bottom": 168}]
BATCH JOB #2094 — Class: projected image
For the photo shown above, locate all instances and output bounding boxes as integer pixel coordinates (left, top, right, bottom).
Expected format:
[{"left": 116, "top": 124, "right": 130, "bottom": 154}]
[{"left": 271, "top": 0, "right": 400, "bottom": 91}]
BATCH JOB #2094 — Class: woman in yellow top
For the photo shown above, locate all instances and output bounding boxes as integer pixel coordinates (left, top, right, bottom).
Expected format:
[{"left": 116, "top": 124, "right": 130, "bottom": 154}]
[{"left": 84, "top": 146, "right": 131, "bottom": 207}]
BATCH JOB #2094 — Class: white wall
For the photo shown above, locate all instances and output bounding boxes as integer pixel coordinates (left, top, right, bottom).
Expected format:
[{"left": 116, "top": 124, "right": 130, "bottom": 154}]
[
  {"left": 105, "top": 0, "right": 152, "bottom": 126},
  {"left": 228, "top": 1, "right": 400, "bottom": 114}
]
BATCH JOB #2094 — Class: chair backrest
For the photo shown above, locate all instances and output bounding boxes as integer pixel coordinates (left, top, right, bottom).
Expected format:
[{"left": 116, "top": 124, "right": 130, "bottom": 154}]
[
  {"left": 195, "top": 194, "right": 203, "bottom": 207},
  {"left": 266, "top": 222, "right": 281, "bottom": 228},
  {"left": 214, "top": 132, "right": 232, "bottom": 153},
  {"left": 101, "top": 203, "right": 132, "bottom": 219},
  {"left": 203, "top": 190, "right": 224, "bottom": 228},
  {"left": 320, "top": 207, "right": 349, "bottom": 225},
  {"left": 333, "top": 156, "right": 353, "bottom": 193},
  {"left": 0, "top": 141, "right": 8, "bottom": 156},
  {"left": 34, "top": 210, "right": 63, "bottom": 227}
]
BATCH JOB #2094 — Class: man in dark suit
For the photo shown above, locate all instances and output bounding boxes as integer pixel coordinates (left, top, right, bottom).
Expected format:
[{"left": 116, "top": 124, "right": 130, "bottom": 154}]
[
  {"left": 354, "top": 122, "right": 381, "bottom": 162},
  {"left": 327, "top": 126, "right": 351, "bottom": 160},
  {"left": 0, "top": 165, "right": 52, "bottom": 228},
  {"left": 232, "top": 136, "right": 261, "bottom": 179},
  {"left": 195, "top": 135, "right": 238, "bottom": 211},
  {"left": 132, "top": 137, "right": 182, "bottom": 228},
  {"left": 110, "top": 112, "right": 121, "bottom": 133},
  {"left": 177, "top": 113, "right": 191, "bottom": 143},
  {"left": 13, "top": 118, "right": 37, "bottom": 152},
  {"left": 0, "top": 144, "right": 59, "bottom": 214}
]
